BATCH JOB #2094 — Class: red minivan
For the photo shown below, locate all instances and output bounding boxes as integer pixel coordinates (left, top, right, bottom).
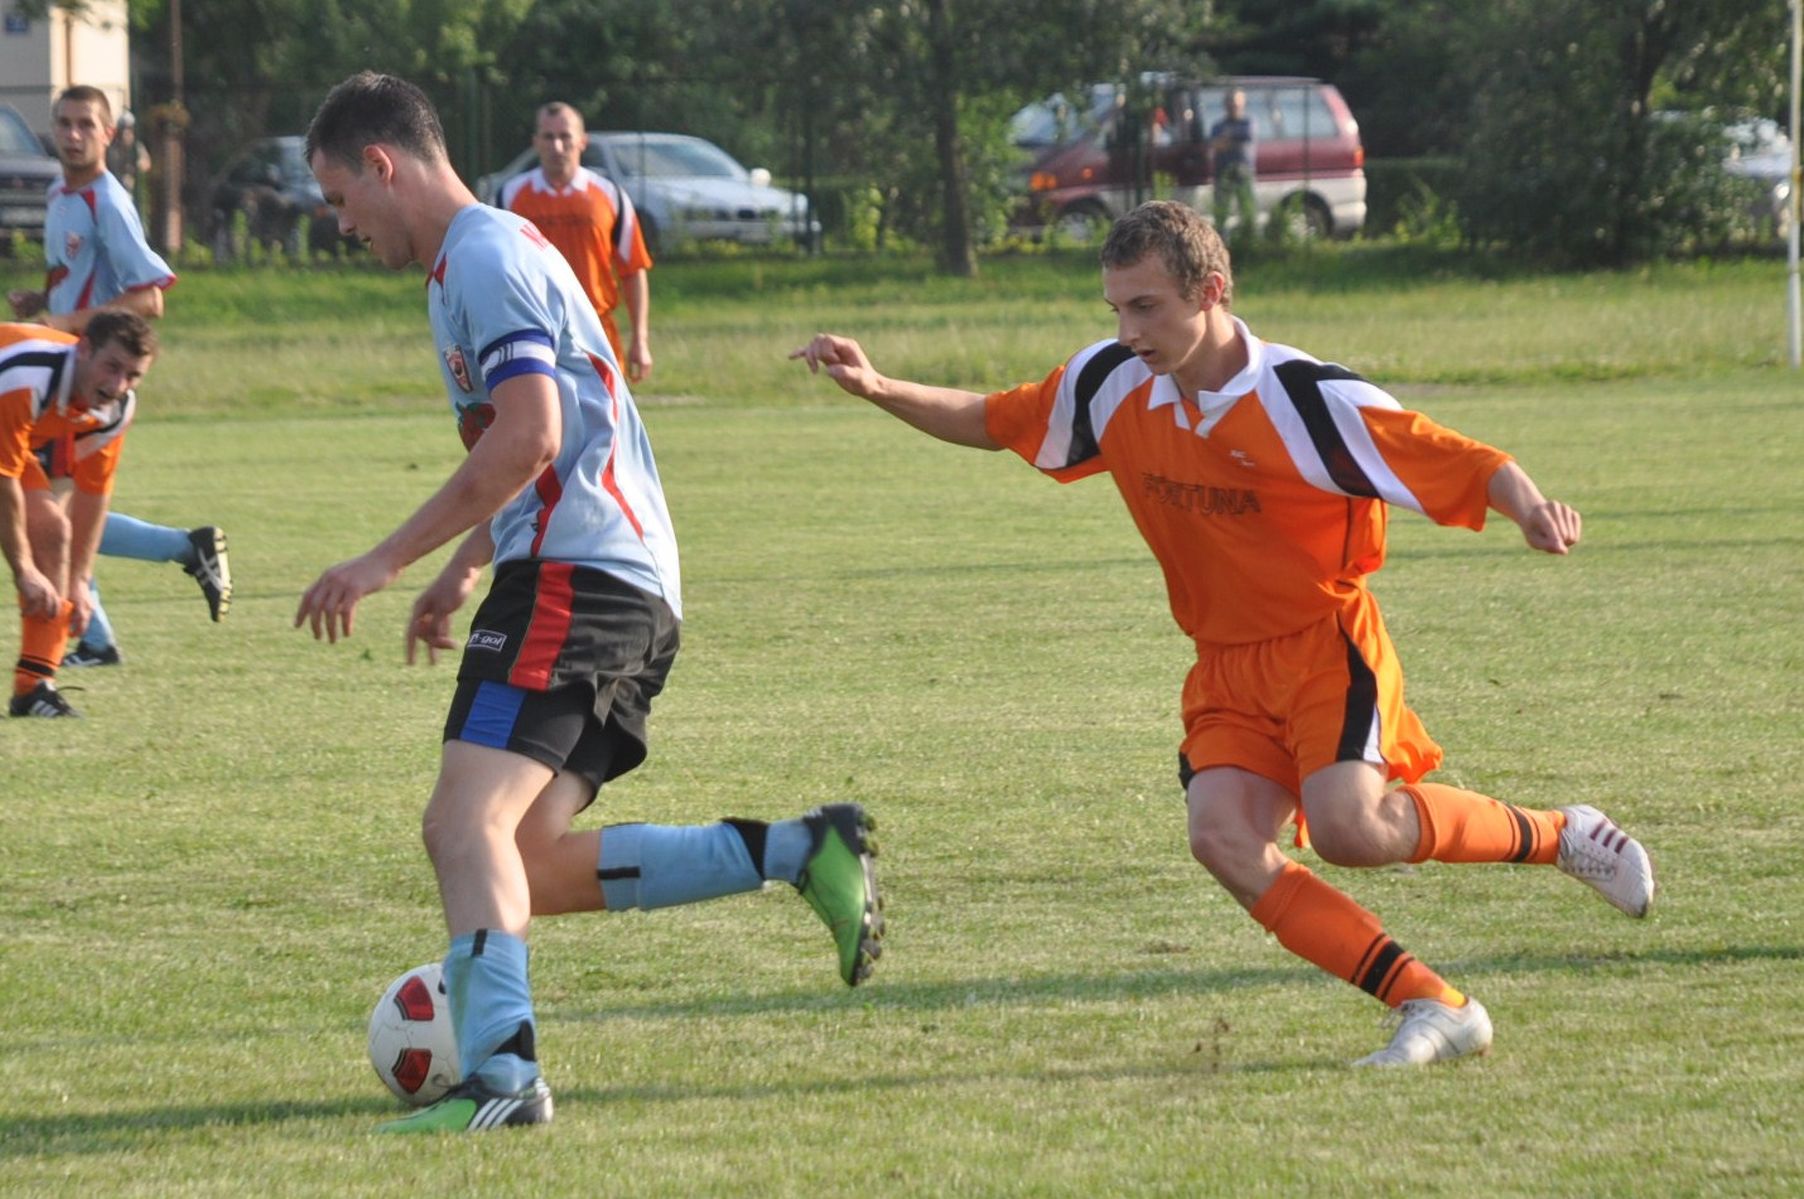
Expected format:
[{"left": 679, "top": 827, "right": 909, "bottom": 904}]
[{"left": 1012, "top": 76, "right": 1367, "bottom": 240}]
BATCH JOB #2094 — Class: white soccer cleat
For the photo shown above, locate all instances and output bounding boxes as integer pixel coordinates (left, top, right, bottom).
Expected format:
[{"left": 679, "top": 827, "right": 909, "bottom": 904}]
[
  {"left": 1556, "top": 804, "right": 1654, "bottom": 918},
  {"left": 1353, "top": 997, "right": 1493, "bottom": 1068}
]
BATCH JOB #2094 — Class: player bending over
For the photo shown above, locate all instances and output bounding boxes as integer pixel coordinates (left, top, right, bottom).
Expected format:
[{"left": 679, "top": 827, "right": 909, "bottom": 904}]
[
  {"left": 1, "top": 313, "right": 157, "bottom": 716},
  {"left": 792, "top": 200, "right": 1652, "bottom": 1067},
  {"left": 295, "top": 73, "right": 882, "bottom": 1133}
]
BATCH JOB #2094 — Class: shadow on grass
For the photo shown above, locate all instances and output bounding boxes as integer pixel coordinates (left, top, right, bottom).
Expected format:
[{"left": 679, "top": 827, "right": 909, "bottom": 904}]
[
  {"left": 549, "top": 941, "right": 1803, "bottom": 1025},
  {"left": 0, "top": 1096, "right": 391, "bottom": 1159},
  {"left": 6, "top": 945, "right": 1792, "bottom": 1158}
]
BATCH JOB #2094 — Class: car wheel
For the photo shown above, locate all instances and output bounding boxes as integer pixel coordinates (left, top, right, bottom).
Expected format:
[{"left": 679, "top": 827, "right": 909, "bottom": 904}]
[
  {"left": 1053, "top": 202, "right": 1111, "bottom": 244},
  {"left": 639, "top": 215, "right": 662, "bottom": 257},
  {"left": 1277, "top": 194, "right": 1333, "bottom": 242}
]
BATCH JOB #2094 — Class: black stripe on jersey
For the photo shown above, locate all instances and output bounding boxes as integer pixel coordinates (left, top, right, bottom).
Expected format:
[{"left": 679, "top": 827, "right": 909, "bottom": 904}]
[
  {"left": 1273, "top": 359, "right": 1378, "bottom": 498},
  {"left": 1064, "top": 342, "right": 1137, "bottom": 468},
  {"left": 1, "top": 350, "right": 69, "bottom": 414},
  {"left": 1335, "top": 630, "right": 1379, "bottom": 763},
  {"left": 598, "top": 176, "right": 631, "bottom": 258}
]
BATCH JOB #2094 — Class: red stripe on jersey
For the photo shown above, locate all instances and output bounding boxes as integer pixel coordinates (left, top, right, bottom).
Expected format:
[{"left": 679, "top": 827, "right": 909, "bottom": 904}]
[
  {"left": 582, "top": 351, "right": 645, "bottom": 540},
  {"left": 586, "top": 352, "right": 619, "bottom": 402},
  {"left": 508, "top": 562, "right": 576, "bottom": 690},
  {"left": 528, "top": 463, "right": 563, "bottom": 557}
]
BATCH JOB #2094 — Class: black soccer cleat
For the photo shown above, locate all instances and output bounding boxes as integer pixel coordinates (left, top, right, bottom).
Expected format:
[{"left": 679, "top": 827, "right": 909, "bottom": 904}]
[
  {"left": 184, "top": 525, "right": 232, "bottom": 621},
  {"left": 61, "top": 640, "right": 122, "bottom": 667},
  {"left": 9, "top": 680, "right": 81, "bottom": 718}
]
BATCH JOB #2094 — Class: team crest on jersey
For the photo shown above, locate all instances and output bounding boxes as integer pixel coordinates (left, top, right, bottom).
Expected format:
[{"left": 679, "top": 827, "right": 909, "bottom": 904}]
[
  {"left": 64, "top": 231, "right": 83, "bottom": 259},
  {"left": 457, "top": 401, "right": 496, "bottom": 451},
  {"left": 443, "top": 345, "right": 473, "bottom": 392}
]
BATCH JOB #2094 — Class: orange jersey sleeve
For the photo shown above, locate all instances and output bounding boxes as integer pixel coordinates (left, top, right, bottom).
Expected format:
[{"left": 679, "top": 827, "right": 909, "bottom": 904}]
[{"left": 0, "top": 389, "right": 35, "bottom": 479}]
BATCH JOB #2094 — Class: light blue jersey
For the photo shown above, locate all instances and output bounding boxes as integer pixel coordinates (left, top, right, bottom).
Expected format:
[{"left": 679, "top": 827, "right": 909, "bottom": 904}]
[
  {"left": 428, "top": 204, "right": 682, "bottom": 617},
  {"left": 44, "top": 171, "right": 176, "bottom": 315}
]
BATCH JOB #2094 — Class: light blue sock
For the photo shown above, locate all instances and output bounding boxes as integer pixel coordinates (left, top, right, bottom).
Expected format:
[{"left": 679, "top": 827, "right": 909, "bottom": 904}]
[
  {"left": 443, "top": 930, "right": 539, "bottom": 1090},
  {"left": 81, "top": 579, "right": 117, "bottom": 651},
  {"left": 100, "top": 512, "right": 192, "bottom": 564},
  {"left": 760, "top": 817, "right": 813, "bottom": 886},
  {"left": 597, "top": 822, "right": 768, "bottom": 910}
]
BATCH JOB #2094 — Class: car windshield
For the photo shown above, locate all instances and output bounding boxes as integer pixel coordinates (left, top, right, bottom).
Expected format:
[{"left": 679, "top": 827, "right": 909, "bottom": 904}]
[
  {"left": 605, "top": 138, "right": 744, "bottom": 180},
  {"left": 0, "top": 109, "right": 43, "bottom": 157},
  {"left": 1010, "top": 86, "right": 1118, "bottom": 147}
]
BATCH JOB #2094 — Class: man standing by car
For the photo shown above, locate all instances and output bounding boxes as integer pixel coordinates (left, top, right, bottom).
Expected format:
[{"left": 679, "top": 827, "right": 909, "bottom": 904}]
[
  {"left": 501, "top": 102, "right": 654, "bottom": 383},
  {"left": 1209, "top": 88, "right": 1257, "bottom": 240},
  {"left": 7, "top": 86, "right": 232, "bottom": 667}
]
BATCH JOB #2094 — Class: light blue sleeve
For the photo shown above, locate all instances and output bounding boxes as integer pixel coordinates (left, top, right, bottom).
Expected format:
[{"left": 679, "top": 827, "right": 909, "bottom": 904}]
[
  {"left": 95, "top": 181, "right": 175, "bottom": 291},
  {"left": 454, "top": 233, "right": 566, "bottom": 395}
]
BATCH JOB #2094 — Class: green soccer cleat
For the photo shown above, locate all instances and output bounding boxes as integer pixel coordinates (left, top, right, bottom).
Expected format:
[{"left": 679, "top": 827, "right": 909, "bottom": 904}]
[
  {"left": 795, "top": 803, "right": 884, "bottom": 987},
  {"left": 375, "top": 1074, "right": 553, "bottom": 1134}
]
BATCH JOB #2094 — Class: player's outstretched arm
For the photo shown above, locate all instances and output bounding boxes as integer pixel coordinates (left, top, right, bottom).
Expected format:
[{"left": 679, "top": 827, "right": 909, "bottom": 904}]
[
  {"left": 1487, "top": 461, "right": 1581, "bottom": 555},
  {"left": 790, "top": 332, "right": 1000, "bottom": 450}
]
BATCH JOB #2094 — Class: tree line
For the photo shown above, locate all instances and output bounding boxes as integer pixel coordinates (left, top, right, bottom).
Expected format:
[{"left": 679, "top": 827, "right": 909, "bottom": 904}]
[{"left": 28, "top": 0, "right": 1794, "bottom": 269}]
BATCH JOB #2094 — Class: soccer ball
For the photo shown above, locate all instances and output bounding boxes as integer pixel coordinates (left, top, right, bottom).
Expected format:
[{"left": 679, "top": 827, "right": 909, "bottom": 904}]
[{"left": 367, "top": 962, "right": 461, "bottom": 1106}]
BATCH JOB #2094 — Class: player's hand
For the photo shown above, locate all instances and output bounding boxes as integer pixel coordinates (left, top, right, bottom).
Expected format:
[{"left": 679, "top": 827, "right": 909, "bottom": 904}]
[
  {"left": 628, "top": 338, "right": 653, "bottom": 384},
  {"left": 13, "top": 566, "right": 60, "bottom": 621},
  {"left": 789, "top": 333, "right": 882, "bottom": 399},
  {"left": 406, "top": 565, "right": 482, "bottom": 665},
  {"left": 7, "top": 289, "right": 45, "bottom": 319},
  {"left": 1518, "top": 500, "right": 1581, "bottom": 555},
  {"left": 294, "top": 552, "right": 400, "bottom": 643},
  {"left": 66, "top": 578, "right": 93, "bottom": 638}
]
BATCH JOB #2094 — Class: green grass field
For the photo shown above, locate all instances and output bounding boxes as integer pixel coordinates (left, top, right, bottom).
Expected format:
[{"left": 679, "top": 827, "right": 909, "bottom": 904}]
[{"left": 2, "top": 249, "right": 1802, "bottom": 1195}]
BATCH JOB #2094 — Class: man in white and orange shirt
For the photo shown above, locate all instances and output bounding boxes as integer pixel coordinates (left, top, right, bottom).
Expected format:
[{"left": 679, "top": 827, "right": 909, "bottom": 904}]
[
  {"left": 501, "top": 102, "right": 654, "bottom": 382},
  {"left": 793, "top": 200, "right": 1655, "bottom": 1068},
  {"left": 0, "top": 313, "right": 157, "bottom": 717}
]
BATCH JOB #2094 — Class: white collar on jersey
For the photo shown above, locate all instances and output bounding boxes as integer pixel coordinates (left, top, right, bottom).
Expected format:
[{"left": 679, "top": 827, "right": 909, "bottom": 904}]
[
  {"left": 1145, "top": 316, "right": 1264, "bottom": 435},
  {"left": 531, "top": 166, "right": 594, "bottom": 194}
]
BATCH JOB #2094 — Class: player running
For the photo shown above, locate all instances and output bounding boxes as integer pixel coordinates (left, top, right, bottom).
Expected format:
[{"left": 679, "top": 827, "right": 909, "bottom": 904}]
[
  {"left": 792, "top": 200, "right": 1653, "bottom": 1067},
  {"left": 1, "top": 314, "right": 158, "bottom": 717},
  {"left": 295, "top": 72, "right": 882, "bottom": 1133}
]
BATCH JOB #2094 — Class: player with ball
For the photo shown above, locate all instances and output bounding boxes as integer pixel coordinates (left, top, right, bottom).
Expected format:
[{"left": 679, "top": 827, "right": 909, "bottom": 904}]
[{"left": 296, "top": 73, "right": 882, "bottom": 1132}]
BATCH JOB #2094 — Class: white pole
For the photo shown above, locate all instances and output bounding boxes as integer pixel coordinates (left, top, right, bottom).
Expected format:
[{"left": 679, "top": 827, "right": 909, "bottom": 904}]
[{"left": 1790, "top": 0, "right": 1801, "bottom": 367}]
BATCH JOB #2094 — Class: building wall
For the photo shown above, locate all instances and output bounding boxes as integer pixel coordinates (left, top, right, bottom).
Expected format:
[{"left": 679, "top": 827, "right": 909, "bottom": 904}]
[{"left": 0, "top": 1, "right": 132, "bottom": 134}]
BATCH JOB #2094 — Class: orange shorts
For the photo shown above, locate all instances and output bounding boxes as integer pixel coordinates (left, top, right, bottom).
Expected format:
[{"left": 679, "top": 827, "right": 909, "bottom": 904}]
[{"left": 1178, "top": 588, "right": 1442, "bottom": 799}]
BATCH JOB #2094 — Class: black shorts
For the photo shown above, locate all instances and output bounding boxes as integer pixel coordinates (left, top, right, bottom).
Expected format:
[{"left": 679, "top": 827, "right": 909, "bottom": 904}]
[{"left": 443, "top": 559, "right": 680, "bottom": 796}]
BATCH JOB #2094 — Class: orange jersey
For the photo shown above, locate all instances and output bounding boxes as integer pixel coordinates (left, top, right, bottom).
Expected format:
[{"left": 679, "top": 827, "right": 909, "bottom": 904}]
[
  {"left": 985, "top": 319, "right": 1512, "bottom": 645},
  {"left": 0, "top": 323, "right": 133, "bottom": 495},
  {"left": 501, "top": 167, "right": 652, "bottom": 347}
]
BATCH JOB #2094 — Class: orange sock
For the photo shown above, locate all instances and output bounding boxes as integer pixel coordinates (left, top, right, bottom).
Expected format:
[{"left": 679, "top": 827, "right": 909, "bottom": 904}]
[
  {"left": 1403, "top": 783, "right": 1564, "bottom": 866},
  {"left": 1250, "top": 860, "right": 1464, "bottom": 1009},
  {"left": 14, "top": 599, "right": 73, "bottom": 695}
]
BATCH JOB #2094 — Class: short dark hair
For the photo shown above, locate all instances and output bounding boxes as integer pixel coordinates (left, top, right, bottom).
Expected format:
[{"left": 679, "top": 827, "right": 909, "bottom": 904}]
[
  {"left": 85, "top": 310, "right": 158, "bottom": 359},
  {"left": 1100, "top": 201, "right": 1234, "bottom": 305},
  {"left": 54, "top": 85, "right": 113, "bottom": 124},
  {"left": 305, "top": 71, "right": 447, "bottom": 172}
]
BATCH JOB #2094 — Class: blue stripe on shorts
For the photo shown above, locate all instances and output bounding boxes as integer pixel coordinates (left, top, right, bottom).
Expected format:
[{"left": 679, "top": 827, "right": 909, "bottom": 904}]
[{"left": 459, "top": 679, "right": 527, "bottom": 749}]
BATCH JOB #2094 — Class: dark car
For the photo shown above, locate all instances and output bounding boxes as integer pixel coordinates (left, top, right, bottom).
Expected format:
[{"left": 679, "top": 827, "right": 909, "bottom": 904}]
[
  {"left": 208, "top": 136, "right": 352, "bottom": 260},
  {"left": 0, "top": 103, "right": 61, "bottom": 250}
]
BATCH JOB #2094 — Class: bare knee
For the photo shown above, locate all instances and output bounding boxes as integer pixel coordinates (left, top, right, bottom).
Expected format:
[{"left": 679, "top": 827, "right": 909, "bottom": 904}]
[{"left": 1304, "top": 804, "right": 1404, "bottom": 867}]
